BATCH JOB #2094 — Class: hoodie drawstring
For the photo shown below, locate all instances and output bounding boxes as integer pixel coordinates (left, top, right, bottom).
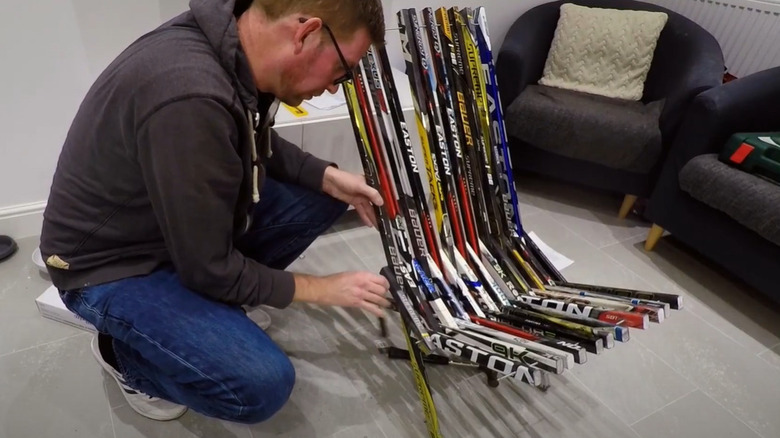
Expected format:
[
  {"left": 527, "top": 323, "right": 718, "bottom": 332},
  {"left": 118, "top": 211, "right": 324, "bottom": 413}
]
[
  {"left": 247, "top": 109, "right": 260, "bottom": 204},
  {"left": 246, "top": 100, "right": 280, "bottom": 204}
]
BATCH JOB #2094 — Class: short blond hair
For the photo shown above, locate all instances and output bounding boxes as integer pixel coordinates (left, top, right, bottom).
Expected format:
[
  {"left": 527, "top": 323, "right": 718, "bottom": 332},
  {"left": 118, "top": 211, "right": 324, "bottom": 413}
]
[{"left": 252, "top": 0, "right": 385, "bottom": 45}]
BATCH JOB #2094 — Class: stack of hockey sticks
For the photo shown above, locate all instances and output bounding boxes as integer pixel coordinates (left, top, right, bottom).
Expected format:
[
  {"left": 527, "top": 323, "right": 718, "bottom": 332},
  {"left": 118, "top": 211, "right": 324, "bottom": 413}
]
[{"left": 341, "top": 6, "right": 683, "bottom": 437}]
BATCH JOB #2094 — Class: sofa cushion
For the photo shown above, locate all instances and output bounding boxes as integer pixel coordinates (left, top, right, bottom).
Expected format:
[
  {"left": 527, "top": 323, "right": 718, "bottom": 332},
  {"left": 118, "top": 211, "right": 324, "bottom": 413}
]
[
  {"left": 506, "top": 84, "right": 664, "bottom": 173},
  {"left": 539, "top": 3, "right": 668, "bottom": 101},
  {"left": 680, "top": 153, "right": 780, "bottom": 246}
]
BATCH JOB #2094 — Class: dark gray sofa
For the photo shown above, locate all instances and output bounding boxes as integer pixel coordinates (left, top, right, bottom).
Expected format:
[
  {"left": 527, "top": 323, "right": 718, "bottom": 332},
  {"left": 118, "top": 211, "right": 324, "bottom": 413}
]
[
  {"left": 496, "top": 0, "right": 724, "bottom": 216},
  {"left": 644, "top": 66, "right": 780, "bottom": 304}
]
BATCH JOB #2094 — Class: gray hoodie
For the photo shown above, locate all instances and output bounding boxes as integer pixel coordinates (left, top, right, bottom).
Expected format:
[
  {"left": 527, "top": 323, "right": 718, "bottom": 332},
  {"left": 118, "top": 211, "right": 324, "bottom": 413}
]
[{"left": 40, "top": 0, "right": 332, "bottom": 308}]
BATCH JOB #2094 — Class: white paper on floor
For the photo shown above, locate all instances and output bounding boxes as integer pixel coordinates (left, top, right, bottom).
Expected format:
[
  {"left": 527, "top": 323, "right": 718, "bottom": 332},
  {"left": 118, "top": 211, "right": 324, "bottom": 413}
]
[
  {"left": 304, "top": 92, "right": 346, "bottom": 110},
  {"left": 528, "top": 231, "right": 574, "bottom": 271}
]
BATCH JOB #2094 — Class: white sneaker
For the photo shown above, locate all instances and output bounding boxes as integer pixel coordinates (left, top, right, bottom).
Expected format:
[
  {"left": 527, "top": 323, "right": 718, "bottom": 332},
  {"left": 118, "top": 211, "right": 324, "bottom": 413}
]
[
  {"left": 91, "top": 336, "right": 188, "bottom": 421},
  {"left": 248, "top": 307, "right": 272, "bottom": 330}
]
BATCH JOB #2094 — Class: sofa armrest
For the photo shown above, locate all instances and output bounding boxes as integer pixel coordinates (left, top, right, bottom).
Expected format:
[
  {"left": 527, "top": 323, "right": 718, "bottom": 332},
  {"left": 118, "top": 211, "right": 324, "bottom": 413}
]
[
  {"left": 644, "top": 17, "right": 724, "bottom": 144},
  {"left": 496, "top": 2, "right": 562, "bottom": 110},
  {"left": 668, "top": 66, "right": 780, "bottom": 167},
  {"left": 655, "top": 51, "right": 724, "bottom": 144}
]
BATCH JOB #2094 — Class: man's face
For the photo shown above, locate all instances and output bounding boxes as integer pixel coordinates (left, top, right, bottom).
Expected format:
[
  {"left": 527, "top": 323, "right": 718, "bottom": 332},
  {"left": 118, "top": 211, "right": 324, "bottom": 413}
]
[{"left": 277, "top": 21, "right": 372, "bottom": 106}]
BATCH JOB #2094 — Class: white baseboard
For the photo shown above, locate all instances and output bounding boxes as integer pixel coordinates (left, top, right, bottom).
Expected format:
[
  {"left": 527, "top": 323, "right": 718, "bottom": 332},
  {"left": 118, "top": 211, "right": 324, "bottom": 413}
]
[{"left": 0, "top": 201, "right": 47, "bottom": 239}]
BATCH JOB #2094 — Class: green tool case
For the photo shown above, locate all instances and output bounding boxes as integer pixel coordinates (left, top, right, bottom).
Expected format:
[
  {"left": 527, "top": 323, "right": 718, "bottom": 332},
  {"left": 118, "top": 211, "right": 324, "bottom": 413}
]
[{"left": 719, "top": 132, "right": 780, "bottom": 184}]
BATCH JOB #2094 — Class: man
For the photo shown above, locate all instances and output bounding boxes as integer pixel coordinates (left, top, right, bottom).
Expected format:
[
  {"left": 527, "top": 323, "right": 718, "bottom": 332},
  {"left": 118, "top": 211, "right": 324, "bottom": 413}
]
[{"left": 40, "top": 0, "right": 390, "bottom": 424}]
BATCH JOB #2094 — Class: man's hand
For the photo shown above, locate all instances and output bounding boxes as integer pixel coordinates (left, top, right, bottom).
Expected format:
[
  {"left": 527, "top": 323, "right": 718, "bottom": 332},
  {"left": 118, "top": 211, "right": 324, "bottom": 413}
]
[
  {"left": 322, "top": 166, "right": 383, "bottom": 228},
  {"left": 293, "top": 272, "right": 391, "bottom": 317}
]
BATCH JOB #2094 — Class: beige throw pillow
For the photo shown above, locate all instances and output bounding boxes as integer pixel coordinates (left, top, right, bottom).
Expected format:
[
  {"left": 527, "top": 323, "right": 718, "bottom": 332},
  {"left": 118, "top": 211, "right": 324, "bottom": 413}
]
[{"left": 539, "top": 3, "right": 668, "bottom": 101}]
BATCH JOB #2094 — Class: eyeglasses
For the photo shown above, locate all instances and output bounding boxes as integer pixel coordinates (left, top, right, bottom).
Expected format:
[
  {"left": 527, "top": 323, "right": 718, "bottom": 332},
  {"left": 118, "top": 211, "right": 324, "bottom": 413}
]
[{"left": 299, "top": 18, "right": 354, "bottom": 85}]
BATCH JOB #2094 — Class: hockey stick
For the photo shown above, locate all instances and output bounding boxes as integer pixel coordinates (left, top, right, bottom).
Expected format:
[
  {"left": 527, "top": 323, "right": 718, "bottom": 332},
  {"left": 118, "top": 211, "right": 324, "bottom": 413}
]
[{"left": 344, "top": 76, "right": 443, "bottom": 438}]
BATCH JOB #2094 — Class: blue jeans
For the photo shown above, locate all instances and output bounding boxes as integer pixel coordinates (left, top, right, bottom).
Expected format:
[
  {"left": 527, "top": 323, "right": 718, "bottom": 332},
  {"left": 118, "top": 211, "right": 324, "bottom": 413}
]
[{"left": 60, "top": 178, "right": 347, "bottom": 423}]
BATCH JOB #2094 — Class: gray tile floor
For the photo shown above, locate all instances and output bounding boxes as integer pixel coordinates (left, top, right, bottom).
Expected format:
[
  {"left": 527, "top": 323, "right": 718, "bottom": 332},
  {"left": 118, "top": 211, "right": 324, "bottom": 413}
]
[{"left": 2, "top": 175, "right": 779, "bottom": 438}]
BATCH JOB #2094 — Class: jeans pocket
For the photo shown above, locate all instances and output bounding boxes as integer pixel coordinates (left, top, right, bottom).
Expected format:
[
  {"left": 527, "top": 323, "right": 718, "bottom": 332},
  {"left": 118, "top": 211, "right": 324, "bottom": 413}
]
[
  {"left": 58, "top": 288, "right": 83, "bottom": 313},
  {"left": 58, "top": 287, "right": 106, "bottom": 332}
]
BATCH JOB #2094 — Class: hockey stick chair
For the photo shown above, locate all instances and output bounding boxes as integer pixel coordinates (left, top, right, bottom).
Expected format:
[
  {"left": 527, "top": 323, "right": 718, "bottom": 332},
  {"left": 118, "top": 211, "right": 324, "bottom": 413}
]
[{"left": 496, "top": 0, "right": 724, "bottom": 217}]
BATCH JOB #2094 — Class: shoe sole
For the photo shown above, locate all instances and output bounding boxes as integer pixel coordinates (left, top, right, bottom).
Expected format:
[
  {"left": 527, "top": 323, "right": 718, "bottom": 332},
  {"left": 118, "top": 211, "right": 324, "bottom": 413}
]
[
  {"left": 90, "top": 336, "right": 187, "bottom": 421},
  {"left": 247, "top": 307, "right": 271, "bottom": 330}
]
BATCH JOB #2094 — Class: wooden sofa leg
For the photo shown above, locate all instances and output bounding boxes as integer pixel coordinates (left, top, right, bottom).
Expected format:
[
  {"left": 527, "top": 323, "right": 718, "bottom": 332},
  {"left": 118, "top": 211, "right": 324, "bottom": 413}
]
[
  {"left": 644, "top": 224, "right": 664, "bottom": 251},
  {"left": 618, "top": 194, "right": 638, "bottom": 219}
]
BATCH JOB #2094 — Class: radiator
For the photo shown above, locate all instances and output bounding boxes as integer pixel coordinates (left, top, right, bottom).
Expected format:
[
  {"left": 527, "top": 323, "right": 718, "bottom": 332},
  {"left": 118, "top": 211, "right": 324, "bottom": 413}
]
[{"left": 645, "top": 0, "right": 780, "bottom": 77}]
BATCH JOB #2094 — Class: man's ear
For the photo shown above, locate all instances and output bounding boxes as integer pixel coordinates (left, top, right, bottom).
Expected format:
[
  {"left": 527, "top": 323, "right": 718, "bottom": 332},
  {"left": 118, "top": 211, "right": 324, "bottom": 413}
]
[{"left": 293, "top": 17, "right": 323, "bottom": 54}]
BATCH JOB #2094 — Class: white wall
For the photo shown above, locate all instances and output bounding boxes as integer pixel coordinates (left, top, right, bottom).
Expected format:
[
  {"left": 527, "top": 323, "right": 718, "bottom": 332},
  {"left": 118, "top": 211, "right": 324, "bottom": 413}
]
[
  {"left": 0, "top": 1, "right": 188, "bottom": 236},
  {"left": 645, "top": 0, "right": 780, "bottom": 77},
  {"left": 0, "top": 0, "right": 532, "bottom": 237}
]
